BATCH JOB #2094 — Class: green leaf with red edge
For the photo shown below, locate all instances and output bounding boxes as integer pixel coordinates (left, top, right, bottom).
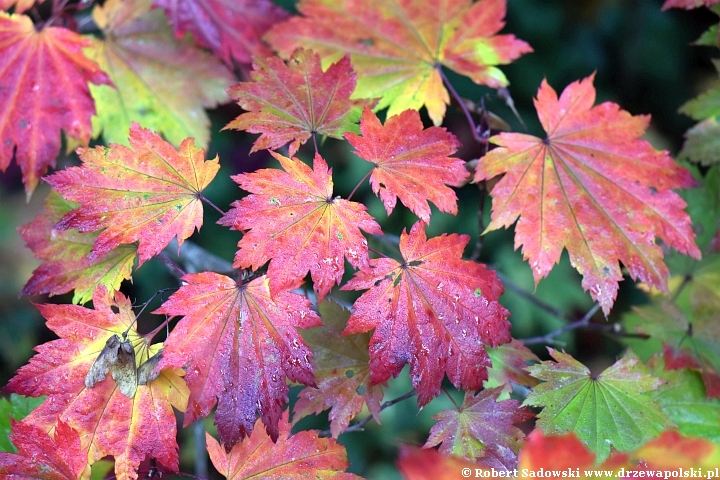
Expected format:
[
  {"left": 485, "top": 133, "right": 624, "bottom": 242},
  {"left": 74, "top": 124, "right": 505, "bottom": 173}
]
[
  {"left": 84, "top": 0, "right": 234, "bottom": 148},
  {"left": 154, "top": 272, "right": 321, "bottom": 448},
  {"left": 475, "top": 75, "right": 700, "bottom": 315},
  {"left": 484, "top": 339, "right": 540, "bottom": 394},
  {"left": 206, "top": 411, "right": 360, "bottom": 479},
  {"left": 627, "top": 256, "right": 720, "bottom": 398},
  {"left": 342, "top": 221, "right": 511, "bottom": 406},
  {"left": 345, "top": 107, "right": 467, "bottom": 223},
  {"left": 45, "top": 123, "right": 219, "bottom": 266},
  {"left": 154, "top": 0, "right": 289, "bottom": 66},
  {"left": 397, "top": 446, "right": 495, "bottom": 480},
  {"left": 0, "top": 420, "right": 88, "bottom": 480},
  {"left": 293, "top": 299, "right": 383, "bottom": 438},
  {"left": 225, "top": 49, "right": 373, "bottom": 156},
  {"left": 265, "top": 0, "right": 532, "bottom": 126},
  {"left": 4, "top": 286, "right": 188, "bottom": 480},
  {"left": 18, "top": 190, "right": 137, "bottom": 305},
  {"left": 423, "top": 387, "right": 532, "bottom": 470},
  {"left": 219, "top": 152, "right": 382, "bottom": 301},
  {"left": 523, "top": 349, "right": 671, "bottom": 462},
  {"left": 662, "top": 0, "right": 720, "bottom": 9},
  {"left": 0, "top": 12, "right": 112, "bottom": 197}
]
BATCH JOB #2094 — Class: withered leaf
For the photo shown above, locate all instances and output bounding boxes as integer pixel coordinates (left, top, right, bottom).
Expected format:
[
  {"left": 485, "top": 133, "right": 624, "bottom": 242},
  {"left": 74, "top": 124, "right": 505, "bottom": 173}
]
[{"left": 137, "top": 349, "right": 163, "bottom": 386}]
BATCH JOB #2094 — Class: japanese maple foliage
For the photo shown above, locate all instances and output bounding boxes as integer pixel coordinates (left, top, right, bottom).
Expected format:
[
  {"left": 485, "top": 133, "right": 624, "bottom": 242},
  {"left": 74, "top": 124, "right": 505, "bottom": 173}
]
[{"left": 2, "top": 0, "right": 719, "bottom": 478}]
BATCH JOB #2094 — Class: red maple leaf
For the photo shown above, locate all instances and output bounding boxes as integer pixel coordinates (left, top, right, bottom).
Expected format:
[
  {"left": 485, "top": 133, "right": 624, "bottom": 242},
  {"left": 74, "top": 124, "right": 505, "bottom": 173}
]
[
  {"left": 46, "top": 123, "right": 220, "bottom": 265},
  {"left": 225, "top": 49, "right": 373, "bottom": 156},
  {"left": 0, "top": 420, "right": 87, "bottom": 480},
  {"left": 0, "top": 13, "right": 112, "bottom": 196},
  {"left": 206, "top": 411, "right": 360, "bottom": 478},
  {"left": 424, "top": 387, "right": 532, "bottom": 470},
  {"left": 345, "top": 107, "right": 467, "bottom": 223},
  {"left": 475, "top": 75, "right": 700, "bottom": 315},
  {"left": 154, "top": 0, "right": 288, "bottom": 65},
  {"left": 4, "top": 286, "right": 188, "bottom": 480},
  {"left": 219, "top": 152, "right": 382, "bottom": 301},
  {"left": 155, "top": 272, "right": 321, "bottom": 448},
  {"left": 342, "top": 221, "right": 511, "bottom": 405}
]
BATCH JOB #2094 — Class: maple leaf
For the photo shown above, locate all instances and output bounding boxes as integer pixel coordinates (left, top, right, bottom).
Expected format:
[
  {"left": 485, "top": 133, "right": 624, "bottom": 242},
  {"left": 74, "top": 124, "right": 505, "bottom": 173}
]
[
  {"left": 154, "top": 272, "right": 321, "bottom": 448},
  {"left": 661, "top": 0, "right": 720, "bottom": 9},
  {"left": 293, "top": 299, "right": 383, "bottom": 438},
  {"left": 523, "top": 349, "right": 671, "bottom": 462},
  {"left": 475, "top": 75, "right": 700, "bottom": 315},
  {"left": 397, "top": 446, "right": 494, "bottom": 480},
  {"left": 517, "top": 431, "right": 625, "bottom": 473},
  {"left": 0, "top": 420, "right": 88, "bottom": 480},
  {"left": 424, "top": 387, "right": 532, "bottom": 470},
  {"left": 0, "top": 12, "right": 112, "bottom": 196},
  {"left": 483, "top": 339, "right": 540, "bottom": 394},
  {"left": 206, "top": 411, "right": 360, "bottom": 479},
  {"left": 4, "top": 286, "right": 189, "bottom": 480},
  {"left": 19, "top": 190, "right": 137, "bottom": 304},
  {"left": 680, "top": 118, "right": 720, "bottom": 166},
  {"left": 219, "top": 152, "right": 382, "bottom": 301},
  {"left": 342, "top": 221, "right": 511, "bottom": 406},
  {"left": 45, "top": 123, "right": 219, "bottom": 266},
  {"left": 83, "top": 0, "right": 234, "bottom": 148},
  {"left": 345, "top": 107, "right": 467, "bottom": 223},
  {"left": 225, "top": 49, "right": 373, "bottom": 156},
  {"left": 153, "top": 0, "right": 289, "bottom": 66},
  {"left": 265, "top": 0, "right": 532, "bottom": 126}
]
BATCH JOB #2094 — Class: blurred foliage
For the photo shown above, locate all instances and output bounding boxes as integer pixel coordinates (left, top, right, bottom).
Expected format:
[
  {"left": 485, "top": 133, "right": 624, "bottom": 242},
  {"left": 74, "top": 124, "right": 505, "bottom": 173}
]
[{"left": 0, "top": 0, "right": 716, "bottom": 478}]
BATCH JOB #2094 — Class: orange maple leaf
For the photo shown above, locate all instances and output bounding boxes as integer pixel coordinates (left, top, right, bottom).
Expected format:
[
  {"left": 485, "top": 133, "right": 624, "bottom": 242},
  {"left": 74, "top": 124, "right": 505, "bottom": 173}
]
[
  {"left": 46, "top": 123, "right": 219, "bottom": 265},
  {"left": 475, "top": 75, "right": 701, "bottom": 315},
  {"left": 0, "top": 12, "right": 112, "bottom": 196},
  {"left": 220, "top": 152, "right": 382, "bottom": 300}
]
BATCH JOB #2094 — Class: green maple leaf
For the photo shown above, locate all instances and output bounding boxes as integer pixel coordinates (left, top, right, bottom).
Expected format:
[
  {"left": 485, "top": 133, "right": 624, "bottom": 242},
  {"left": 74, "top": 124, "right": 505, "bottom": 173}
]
[{"left": 523, "top": 349, "right": 671, "bottom": 462}]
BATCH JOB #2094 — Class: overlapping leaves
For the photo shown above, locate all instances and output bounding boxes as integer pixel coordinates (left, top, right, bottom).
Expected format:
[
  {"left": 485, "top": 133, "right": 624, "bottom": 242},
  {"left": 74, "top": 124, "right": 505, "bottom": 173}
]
[
  {"left": 155, "top": 272, "right": 321, "bottom": 448},
  {"left": 476, "top": 75, "right": 700, "bottom": 314},
  {"left": 266, "top": 0, "right": 532, "bottom": 126},
  {"left": 343, "top": 222, "right": 511, "bottom": 405}
]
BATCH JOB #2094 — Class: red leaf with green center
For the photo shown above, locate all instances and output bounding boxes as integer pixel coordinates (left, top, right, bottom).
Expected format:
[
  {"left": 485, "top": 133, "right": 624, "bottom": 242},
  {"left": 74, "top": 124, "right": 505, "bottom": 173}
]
[
  {"left": 424, "top": 387, "right": 532, "bottom": 470},
  {"left": 155, "top": 272, "right": 321, "bottom": 448},
  {"left": 46, "top": 123, "right": 219, "bottom": 266},
  {"left": 4, "top": 286, "right": 188, "bottom": 480},
  {"left": 293, "top": 300, "right": 383, "bottom": 438},
  {"left": 0, "top": 421, "right": 87, "bottom": 480},
  {"left": 154, "top": 0, "right": 289, "bottom": 66},
  {"left": 225, "top": 49, "right": 373, "bottom": 156},
  {"left": 475, "top": 75, "right": 700, "bottom": 315},
  {"left": 219, "top": 152, "right": 382, "bottom": 301},
  {"left": 206, "top": 411, "right": 360, "bottom": 478},
  {"left": 345, "top": 107, "right": 467, "bottom": 223},
  {"left": 342, "top": 221, "right": 511, "bottom": 405},
  {"left": 0, "top": 13, "right": 111, "bottom": 196},
  {"left": 266, "top": 0, "right": 532, "bottom": 126},
  {"left": 18, "top": 190, "right": 137, "bottom": 305}
]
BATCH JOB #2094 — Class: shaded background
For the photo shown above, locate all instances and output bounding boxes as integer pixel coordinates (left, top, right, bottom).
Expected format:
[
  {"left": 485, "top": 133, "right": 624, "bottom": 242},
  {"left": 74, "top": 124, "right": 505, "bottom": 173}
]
[{"left": 0, "top": 0, "right": 716, "bottom": 478}]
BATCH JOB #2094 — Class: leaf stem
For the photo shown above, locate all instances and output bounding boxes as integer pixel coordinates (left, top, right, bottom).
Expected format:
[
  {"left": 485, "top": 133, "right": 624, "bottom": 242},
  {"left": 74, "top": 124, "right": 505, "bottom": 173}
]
[
  {"left": 158, "top": 252, "right": 188, "bottom": 280},
  {"left": 347, "top": 169, "right": 373, "bottom": 202},
  {"left": 437, "top": 66, "right": 483, "bottom": 143},
  {"left": 442, "top": 386, "right": 461, "bottom": 410},
  {"left": 312, "top": 133, "right": 319, "bottom": 154},
  {"left": 470, "top": 181, "right": 487, "bottom": 261},
  {"left": 198, "top": 193, "right": 226, "bottom": 216},
  {"left": 319, "top": 389, "right": 417, "bottom": 437},
  {"left": 520, "top": 303, "right": 601, "bottom": 346}
]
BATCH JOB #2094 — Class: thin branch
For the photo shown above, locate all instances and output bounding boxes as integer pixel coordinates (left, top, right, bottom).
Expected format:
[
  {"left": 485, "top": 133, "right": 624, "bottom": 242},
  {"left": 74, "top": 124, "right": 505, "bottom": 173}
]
[
  {"left": 437, "top": 66, "right": 483, "bottom": 143},
  {"left": 520, "top": 303, "right": 601, "bottom": 346},
  {"left": 193, "top": 421, "right": 209, "bottom": 479},
  {"left": 318, "top": 389, "right": 417, "bottom": 437},
  {"left": 470, "top": 181, "right": 486, "bottom": 261},
  {"left": 495, "top": 271, "right": 564, "bottom": 319}
]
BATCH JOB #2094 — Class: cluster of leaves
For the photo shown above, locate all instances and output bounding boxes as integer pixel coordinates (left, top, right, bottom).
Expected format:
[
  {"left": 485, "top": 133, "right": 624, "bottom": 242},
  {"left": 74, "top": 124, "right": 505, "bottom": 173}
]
[{"left": 1, "top": 0, "right": 720, "bottom": 478}]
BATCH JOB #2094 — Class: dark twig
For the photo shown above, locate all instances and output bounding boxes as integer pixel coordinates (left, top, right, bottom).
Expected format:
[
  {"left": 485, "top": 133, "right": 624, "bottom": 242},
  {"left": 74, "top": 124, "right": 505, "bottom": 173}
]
[
  {"left": 318, "top": 389, "right": 417, "bottom": 437},
  {"left": 495, "top": 271, "right": 565, "bottom": 319},
  {"left": 470, "top": 181, "right": 487, "bottom": 261},
  {"left": 437, "top": 67, "right": 484, "bottom": 143},
  {"left": 521, "top": 303, "right": 602, "bottom": 346}
]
